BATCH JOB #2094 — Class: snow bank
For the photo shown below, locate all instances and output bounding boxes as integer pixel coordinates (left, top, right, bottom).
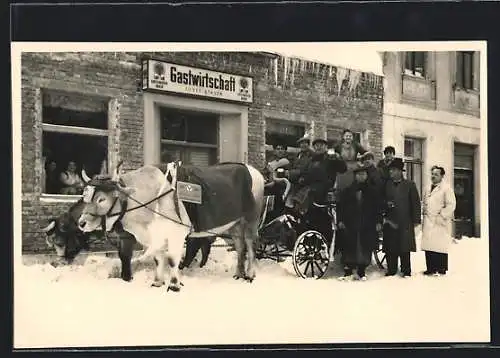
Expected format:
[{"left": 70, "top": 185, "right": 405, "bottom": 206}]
[{"left": 14, "top": 236, "right": 490, "bottom": 348}]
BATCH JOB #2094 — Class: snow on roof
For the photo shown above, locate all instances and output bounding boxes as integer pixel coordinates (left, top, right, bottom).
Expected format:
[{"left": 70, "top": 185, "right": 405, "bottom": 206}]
[{"left": 262, "top": 48, "right": 384, "bottom": 77}]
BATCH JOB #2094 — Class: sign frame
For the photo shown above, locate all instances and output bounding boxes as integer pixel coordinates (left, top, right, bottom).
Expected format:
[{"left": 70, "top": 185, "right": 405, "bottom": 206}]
[{"left": 141, "top": 57, "right": 254, "bottom": 105}]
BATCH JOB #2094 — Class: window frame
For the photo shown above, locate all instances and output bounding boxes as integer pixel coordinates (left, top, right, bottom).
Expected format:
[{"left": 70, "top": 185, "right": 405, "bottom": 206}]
[
  {"left": 326, "top": 126, "right": 363, "bottom": 148},
  {"left": 264, "top": 118, "right": 307, "bottom": 161},
  {"left": 403, "top": 51, "right": 427, "bottom": 78},
  {"left": 403, "top": 137, "right": 424, "bottom": 197},
  {"left": 40, "top": 93, "right": 110, "bottom": 201},
  {"left": 159, "top": 106, "right": 220, "bottom": 166}
]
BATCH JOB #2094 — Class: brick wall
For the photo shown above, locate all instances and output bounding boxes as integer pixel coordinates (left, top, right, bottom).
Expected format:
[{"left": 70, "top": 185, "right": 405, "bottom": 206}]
[{"left": 21, "top": 51, "right": 383, "bottom": 253}]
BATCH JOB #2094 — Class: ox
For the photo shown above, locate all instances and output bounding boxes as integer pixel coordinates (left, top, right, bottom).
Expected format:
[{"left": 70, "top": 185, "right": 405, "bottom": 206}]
[
  {"left": 76, "top": 161, "right": 265, "bottom": 292},
  {"left": 41, "top": 198, "right": 138, "bottom": 281}
]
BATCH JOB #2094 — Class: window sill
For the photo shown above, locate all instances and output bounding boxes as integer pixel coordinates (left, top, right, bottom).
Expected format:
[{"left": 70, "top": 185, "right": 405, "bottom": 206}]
[
  {"left": 454, "top": 87, "right": 479, "bottom": 95},
  {"left": 39, "top": 194, "right": 82, "bottom": 204},
  {"left": 402, "top": 72, "right": 427, "bottom": 81}
]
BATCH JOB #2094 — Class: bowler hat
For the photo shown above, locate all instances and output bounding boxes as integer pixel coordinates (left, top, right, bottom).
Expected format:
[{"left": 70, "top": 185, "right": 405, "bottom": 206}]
[
  {"left": 387, "top": 157, "right": 405, "bottom": 171},
  {"left": 312, "top": 138, "right": 328, "bottom": 146}
]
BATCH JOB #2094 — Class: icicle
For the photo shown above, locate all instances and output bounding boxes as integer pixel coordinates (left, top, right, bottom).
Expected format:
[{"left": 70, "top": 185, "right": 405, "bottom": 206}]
[
  {"left": 336, "top": 67, "right": 348, "bottom": 96},
  {"left": 282, "top": 56, "right": 289, "bottom": 87},
  {"left": 348, "top": 70, "right": 361, "bottom": 95},
  {"left": 274, "top": 57, "right": 278, "bottom": 86},
  {"left": 300, "top": 59, "right": 306, "bottom": 73},
  {"left": 249, "top": 64, "right": 252, "bottom": 74},
  {"left": 290, "top": 59, "right": 296, "bottom": 86}
]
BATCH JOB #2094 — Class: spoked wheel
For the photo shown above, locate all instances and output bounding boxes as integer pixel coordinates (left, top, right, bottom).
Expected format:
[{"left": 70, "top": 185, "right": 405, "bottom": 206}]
[
  {"left": 292, "top": 230, "right": 330, "bottom": 279},
  {"left": 373, "top": 239, "right": 386, "bottom": 270}
]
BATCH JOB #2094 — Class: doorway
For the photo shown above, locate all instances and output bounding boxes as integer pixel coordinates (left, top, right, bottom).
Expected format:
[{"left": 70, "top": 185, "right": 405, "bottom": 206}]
[{"left": 454, "top": 143, "right": 476, "bottom": 238}]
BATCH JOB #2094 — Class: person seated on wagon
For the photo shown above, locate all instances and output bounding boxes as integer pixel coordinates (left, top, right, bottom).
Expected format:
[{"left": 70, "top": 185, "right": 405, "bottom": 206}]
[
  {"left": 300, "top": 138, "right": 347, "bottom": 244},
  {"left": 59, "top": 161, "right": 85, "bottom": 195},
  {"left": 263, "top": 142, "right": 292, "bottom": 217},
  {"left": 287, "top": 133, "right": 314, "bottom": 211}
]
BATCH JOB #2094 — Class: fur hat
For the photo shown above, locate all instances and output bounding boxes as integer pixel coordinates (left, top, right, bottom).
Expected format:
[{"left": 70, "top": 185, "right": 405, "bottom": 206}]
[{"left": 387, "top": 157, "right": 405, "bottom": 171}]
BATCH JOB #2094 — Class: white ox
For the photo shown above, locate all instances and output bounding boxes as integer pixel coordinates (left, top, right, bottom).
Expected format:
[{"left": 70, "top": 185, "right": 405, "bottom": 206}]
[{"left": 77, "top": 161, "right": 265, "bottom": 292}]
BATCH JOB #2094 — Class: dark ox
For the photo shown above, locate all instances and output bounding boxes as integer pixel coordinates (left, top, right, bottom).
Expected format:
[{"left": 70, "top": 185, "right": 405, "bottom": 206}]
[{"left": 42, "top": 198, "right": 137, "bottom": 281}]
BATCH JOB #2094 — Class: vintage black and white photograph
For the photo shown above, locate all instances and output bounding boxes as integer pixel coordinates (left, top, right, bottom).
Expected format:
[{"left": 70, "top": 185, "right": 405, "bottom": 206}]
[{"left": 12, "top": 42, "right": 489, "bottom": 348}]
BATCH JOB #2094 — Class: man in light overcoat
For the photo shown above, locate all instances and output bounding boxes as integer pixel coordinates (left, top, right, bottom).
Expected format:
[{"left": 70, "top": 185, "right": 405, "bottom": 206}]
[{"left": 421, "top": 165, "right": 457, "bottom": 276}]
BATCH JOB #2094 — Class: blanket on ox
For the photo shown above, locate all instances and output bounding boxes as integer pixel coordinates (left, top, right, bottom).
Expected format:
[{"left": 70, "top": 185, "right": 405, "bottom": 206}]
[{"left": 176, "top": 163, "right": 256, "bottom": 233}]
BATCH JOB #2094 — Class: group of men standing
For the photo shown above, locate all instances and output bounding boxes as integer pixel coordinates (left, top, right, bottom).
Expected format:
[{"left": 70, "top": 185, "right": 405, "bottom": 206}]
[{"left": 265, "top": 130, "right": 457, "bottom": 281}]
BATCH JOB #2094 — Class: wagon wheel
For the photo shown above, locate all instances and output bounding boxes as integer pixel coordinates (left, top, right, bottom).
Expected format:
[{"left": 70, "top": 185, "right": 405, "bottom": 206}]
[
  {"left": 373, "top": 239, "right": 386, "bottom": 270},
  {"left": 292, "top": 230, "right": 330, "bottom": 279}
]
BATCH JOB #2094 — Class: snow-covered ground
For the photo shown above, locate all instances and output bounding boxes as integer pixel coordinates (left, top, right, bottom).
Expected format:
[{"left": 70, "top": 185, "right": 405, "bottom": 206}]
[{"left": 14, "top": 236, "right": 490, "bottom": 348}]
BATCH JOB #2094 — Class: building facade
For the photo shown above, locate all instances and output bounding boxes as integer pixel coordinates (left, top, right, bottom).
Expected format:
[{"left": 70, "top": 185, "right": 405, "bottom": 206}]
[
  {"left": 382, "top": 51, "right": 481, "bottom": 237},
  {"left": 21, "top": 51, "right": 384, "bottom": 253}
]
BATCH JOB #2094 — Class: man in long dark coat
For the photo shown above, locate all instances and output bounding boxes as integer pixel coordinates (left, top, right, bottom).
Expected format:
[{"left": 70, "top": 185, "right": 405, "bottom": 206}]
[
  {"left": 382, "top": 158, "right": 422, "bottom": 277},
  {"left": 301, "top": 138, "right": 347, "bottom": 245},
  {"left": 337, "top": 164, "right": 383, "bottom": 281}
]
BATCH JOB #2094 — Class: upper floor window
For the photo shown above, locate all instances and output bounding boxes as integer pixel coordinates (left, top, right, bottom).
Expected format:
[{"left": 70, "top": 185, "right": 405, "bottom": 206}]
[
  {"left": 404, "top": 52, "right": 427, "bottom": 78},
  {"left": 265, "top": 119, "right": 306, "bottom": 163},
  {"left": 41, "top": 91, "right": 109, "bottom": 196},
  {"left": 456, "top": 51, "right": 475, "bottom": 90}
]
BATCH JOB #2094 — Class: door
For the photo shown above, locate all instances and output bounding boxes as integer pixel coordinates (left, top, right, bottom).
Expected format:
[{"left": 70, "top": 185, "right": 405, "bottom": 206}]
[{"left": 453, "top": 169, "right": 475, "bottom": 238}]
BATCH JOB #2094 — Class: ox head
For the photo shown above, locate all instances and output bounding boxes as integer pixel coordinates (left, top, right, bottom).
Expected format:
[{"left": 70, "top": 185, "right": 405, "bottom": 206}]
[
  {"left": 41, "top": 212, "right": 92, "bottom": 263},
  {"left": 77, "top": 161, "right": 135, "bottom": 233}
]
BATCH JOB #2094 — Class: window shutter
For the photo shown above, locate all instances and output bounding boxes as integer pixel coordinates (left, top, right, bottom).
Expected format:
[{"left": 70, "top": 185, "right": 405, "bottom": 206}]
[
  {"left": 473, "top": 51, "right": 480, "bottom": 91},
  {"left": 189, "top": 148, "right": 211, "bottom": 167},
  {"left": 456, "top": 52, "right": 464, "bottom": 88},
  {"left": 404, "top": 52, "right": 412, "bottom": 71}
]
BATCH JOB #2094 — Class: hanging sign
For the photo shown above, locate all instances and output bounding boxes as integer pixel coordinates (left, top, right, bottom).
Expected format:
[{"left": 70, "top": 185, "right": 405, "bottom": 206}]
[{"left": 142, "top": 59, "right": 253, "bottom": 104}]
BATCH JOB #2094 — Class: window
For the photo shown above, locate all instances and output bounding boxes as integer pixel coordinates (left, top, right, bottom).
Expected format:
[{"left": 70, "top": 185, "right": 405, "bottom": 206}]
[
  {"left": 326, "top": 126, "right": 362, "bottom": 149},
  {"left": 404, "top": 52, "right": 427, "bottom": 78},
  {"left": 160, "top": 107, "right": 218, "bottom": 167},
  {"left": 456, "top": 51, "right": 474, "bottom": 90},
  {"left": 265, "top": 120, "right": 306, "bottom": 163},
  {"left": 41, "top": 92, "right": 109, "bottom": 195},
  {"left": 403, "top": 137, "right": 424, "bottom": 197}
]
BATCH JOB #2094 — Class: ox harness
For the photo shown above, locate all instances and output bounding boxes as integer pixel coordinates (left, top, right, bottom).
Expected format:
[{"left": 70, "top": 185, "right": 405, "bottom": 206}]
[{"left": 82, "top": 178, "right": 176, "bottom": 246}]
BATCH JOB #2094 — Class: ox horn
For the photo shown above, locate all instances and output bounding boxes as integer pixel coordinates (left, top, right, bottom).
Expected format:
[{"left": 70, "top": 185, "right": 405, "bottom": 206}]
[
  {"left": 81, "top": 169, "right": 92, "bottom": 183},
  {"left": 112, "top": 160, "right": 124, "bottom": 182},
  {"left": 41, "top": 220, "right": 56, "bottom": 233}
]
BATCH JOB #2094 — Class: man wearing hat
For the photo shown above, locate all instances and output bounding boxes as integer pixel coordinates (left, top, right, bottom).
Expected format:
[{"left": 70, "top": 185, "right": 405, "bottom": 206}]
[
  {"left": 382, "top": 158, "right": 422, "bottom": 277},
  {"left": 337, "top": 163, "right": 383, "bottom": 280},
  {"left": 299, "top": 137, "right": 347, "bottom": 245}
]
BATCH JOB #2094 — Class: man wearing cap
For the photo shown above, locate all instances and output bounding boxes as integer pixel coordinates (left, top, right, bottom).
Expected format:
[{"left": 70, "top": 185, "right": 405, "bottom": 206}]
[
  {"left": 337, "top": 164, "right": 383, "bottom": 281},
  {"left": 360, "top": 151, "right": 383, "bottom": 194},
  {"left": 300, "top": 138, "right": 347, "bottom": 245},
  {"left": 382, "top": 157, "right": 422, "bottom": 277}
]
